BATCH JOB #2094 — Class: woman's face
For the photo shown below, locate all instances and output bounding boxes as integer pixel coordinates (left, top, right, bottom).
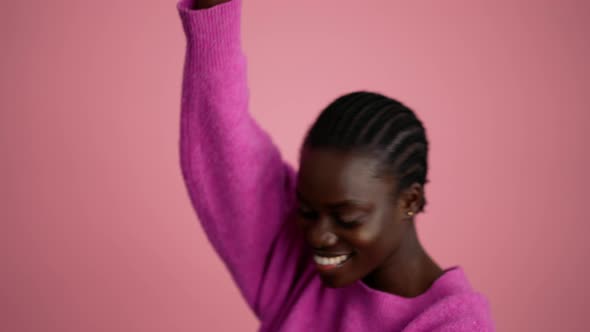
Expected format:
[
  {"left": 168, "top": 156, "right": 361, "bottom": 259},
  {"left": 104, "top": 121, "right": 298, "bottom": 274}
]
[{"left": 296, "top": 148, "right": 413, "bottom": 288}]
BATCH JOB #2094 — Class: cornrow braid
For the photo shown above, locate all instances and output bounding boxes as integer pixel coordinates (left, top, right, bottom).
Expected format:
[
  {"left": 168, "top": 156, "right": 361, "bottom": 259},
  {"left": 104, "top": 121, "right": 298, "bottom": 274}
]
[{"left": 302, "top": 91, "right": 429, "bottom": 212}]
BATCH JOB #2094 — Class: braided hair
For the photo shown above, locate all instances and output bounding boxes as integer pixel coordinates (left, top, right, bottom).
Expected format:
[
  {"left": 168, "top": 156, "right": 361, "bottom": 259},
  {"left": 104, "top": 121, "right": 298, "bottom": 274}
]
[{"left": 301, "top": 91, "right": 429, "bottom": 212}]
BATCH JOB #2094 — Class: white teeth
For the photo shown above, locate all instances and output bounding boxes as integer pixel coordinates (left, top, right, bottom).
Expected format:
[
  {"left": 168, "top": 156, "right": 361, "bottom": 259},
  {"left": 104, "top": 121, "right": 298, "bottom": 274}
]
[{"left": 313, "top": 254, "right": 350, "bottom": 266}]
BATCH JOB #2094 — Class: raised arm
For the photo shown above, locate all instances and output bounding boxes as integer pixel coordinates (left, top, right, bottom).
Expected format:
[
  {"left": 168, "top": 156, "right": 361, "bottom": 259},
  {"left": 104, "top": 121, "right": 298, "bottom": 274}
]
[{"left": 176, "top": 0, "right": 305, "bottom": 320}]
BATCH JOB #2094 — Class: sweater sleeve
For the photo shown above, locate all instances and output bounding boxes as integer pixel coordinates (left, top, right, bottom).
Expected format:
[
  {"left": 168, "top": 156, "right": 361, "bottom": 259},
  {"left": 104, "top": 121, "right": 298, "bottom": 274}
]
[{"left": 176, "top": 0, "right": 308, "bottom": 321}]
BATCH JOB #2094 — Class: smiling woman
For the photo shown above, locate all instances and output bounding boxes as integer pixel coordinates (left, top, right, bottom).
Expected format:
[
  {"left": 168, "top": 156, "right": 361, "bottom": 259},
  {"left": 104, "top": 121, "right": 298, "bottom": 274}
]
[
  {"left": 296, "top": 146, "right": 441, "bottom": 295},
  {"left": 176, "top": 0, "right": 494, "bottom": 330},
  {"left": 293, "top": 92, "right": 447, "bottom": 298}
]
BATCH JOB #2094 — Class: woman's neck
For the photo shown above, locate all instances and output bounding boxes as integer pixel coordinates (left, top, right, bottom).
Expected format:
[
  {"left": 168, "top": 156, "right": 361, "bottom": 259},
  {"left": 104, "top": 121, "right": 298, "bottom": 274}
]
[{"left": 362, "top": 224, "right": 443, "bottom": 298}]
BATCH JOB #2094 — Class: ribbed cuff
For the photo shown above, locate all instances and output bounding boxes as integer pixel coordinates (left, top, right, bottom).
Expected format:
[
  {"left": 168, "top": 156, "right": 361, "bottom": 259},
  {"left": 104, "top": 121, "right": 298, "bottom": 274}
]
[{"left": 176, "top": 0, "right": 242, "bottom": 70}]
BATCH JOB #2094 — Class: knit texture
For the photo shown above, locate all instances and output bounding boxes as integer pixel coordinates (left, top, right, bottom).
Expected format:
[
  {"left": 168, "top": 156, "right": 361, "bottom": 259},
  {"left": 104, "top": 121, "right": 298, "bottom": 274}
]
[{"left": 176, "top": 0, "right": 495, "bottom": 330}]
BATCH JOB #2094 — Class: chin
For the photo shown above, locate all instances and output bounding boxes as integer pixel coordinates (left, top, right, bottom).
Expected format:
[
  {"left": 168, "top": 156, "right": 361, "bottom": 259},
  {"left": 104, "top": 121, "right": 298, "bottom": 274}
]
[{"left": 319, "top": 273, "right": 357, "bottom": 288}]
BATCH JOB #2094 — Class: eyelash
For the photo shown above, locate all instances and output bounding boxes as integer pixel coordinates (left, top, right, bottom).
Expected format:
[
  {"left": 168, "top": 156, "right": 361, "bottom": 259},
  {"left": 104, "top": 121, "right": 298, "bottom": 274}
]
[
  {"left": 296, "top": 207, "right": 362, "bottom": 227},
  {"left": 335, "top": 217, "right": 361, "bottom": 228},
  {"left": 297, "top": 208, "right": 316, "bottom": 220}
]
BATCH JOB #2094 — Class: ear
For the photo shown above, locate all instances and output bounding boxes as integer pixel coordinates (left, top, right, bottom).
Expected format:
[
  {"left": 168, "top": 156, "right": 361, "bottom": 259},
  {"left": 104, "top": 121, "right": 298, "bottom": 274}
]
[{"left": 397, "top": 183, "right": 424, "bottom": 217}]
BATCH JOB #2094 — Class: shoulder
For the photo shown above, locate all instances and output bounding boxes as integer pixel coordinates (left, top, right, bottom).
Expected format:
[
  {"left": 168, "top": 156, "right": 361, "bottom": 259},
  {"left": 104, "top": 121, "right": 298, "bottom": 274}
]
[
  {"left": 404, "top": 292, "right": 494, "bottom": 331},
  {"left": 403, "top": 267, "right": 495, "bottom": 331}
]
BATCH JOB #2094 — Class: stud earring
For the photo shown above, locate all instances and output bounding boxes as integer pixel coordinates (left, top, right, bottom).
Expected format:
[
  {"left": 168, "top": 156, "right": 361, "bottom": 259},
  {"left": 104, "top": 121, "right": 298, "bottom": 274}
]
[{"left": 407, "top": 211, "right": 415, "bottom": 217}]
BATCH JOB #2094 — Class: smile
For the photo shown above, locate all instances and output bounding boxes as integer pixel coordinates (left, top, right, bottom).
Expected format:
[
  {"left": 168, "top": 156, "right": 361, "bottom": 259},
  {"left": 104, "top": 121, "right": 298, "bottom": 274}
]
[{"left": 313, "top": 253, "right": 353, "bottom": 271}]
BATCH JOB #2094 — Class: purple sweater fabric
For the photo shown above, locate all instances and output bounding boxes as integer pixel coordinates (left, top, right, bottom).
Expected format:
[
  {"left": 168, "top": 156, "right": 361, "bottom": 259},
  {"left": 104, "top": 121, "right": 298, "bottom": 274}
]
[{"left": 176, "top": 0, "right": 494, "bottom": 330}]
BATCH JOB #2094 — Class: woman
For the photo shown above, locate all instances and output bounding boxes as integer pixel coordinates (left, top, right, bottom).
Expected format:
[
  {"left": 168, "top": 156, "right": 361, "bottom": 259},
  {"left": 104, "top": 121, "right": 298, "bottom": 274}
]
[{"left": 176, "top": 0, "right": 495, "bottom": 330}]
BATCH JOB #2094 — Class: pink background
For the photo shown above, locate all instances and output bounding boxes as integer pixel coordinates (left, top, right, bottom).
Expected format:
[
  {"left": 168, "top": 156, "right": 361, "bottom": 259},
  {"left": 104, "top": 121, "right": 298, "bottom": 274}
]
[{"left": 2, "top": 0, "right": 589, "bottom": 331}]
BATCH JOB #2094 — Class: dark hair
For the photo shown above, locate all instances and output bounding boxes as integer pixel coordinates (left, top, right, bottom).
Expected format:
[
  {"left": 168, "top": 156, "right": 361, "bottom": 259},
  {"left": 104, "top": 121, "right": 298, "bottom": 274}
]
[{"left": 301, "top": 91, "right": 429, "bottom": 212}]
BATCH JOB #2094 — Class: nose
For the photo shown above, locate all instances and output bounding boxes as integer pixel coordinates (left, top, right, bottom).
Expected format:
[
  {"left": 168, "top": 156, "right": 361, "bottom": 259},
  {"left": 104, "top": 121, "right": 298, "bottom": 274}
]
[{"left": 306, "top": 217, "right": 338, "bottom": 248}]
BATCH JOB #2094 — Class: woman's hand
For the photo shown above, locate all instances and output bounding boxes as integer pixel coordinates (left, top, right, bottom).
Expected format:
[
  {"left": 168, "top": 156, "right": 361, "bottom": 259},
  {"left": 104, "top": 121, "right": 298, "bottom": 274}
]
[{"left": 194, "top": 0, "right": 232, "bottom": 9}]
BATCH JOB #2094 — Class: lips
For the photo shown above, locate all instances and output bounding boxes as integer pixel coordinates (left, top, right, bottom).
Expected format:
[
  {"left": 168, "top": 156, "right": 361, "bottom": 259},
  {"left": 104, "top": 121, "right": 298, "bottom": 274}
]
[{"left": 313, "top": 252, "right": 354, "bottom": 272}]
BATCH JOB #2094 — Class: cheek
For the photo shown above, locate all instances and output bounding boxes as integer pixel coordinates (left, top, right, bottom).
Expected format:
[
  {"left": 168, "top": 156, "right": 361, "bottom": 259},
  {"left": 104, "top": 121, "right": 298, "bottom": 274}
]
[
  {"left": 351, "top": 212, "right": 401, "bottom": 253},
  {"left": 351, "top": 217, "right": 390, "bottom": 249},
  {"left": 351, "top": 227, "right": 381, "bottom": 247},
  {"left": 294, "top": 215, "right": 306, "bottom": 229}
]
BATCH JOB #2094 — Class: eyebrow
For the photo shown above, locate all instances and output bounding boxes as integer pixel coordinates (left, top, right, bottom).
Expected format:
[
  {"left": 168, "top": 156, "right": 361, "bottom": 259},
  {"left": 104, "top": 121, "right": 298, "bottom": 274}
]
[{"left": 296, "top": 190, "right": 372, "bottom": 210}]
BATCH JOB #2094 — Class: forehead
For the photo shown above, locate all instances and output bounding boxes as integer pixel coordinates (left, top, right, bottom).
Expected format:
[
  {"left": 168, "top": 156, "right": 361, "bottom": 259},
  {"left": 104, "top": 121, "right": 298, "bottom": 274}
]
[{"left": 296, "top": 149, "right": 392, "bottom": 203}]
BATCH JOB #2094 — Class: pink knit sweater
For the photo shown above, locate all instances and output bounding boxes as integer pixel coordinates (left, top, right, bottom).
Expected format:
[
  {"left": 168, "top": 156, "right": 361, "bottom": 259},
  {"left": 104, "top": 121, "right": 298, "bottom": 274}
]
[{"left": 176, "top": 0, "right": 495, "bottom": 330}]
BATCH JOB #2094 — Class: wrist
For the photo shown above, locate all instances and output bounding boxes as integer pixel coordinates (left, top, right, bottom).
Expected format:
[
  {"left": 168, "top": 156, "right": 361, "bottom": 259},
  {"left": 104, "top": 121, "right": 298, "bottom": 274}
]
[{"left": 194, "top": 0, "right": 232, "bottom": 9}]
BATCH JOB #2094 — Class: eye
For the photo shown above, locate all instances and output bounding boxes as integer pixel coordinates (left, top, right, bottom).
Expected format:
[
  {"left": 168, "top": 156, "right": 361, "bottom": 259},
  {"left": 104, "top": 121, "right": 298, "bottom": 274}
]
[
  {"left": 296, "top": 206, "right": 317, "bottom": 220},
  {"left": 334, "top": 215, "right": 363, "bottom": 228}
]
